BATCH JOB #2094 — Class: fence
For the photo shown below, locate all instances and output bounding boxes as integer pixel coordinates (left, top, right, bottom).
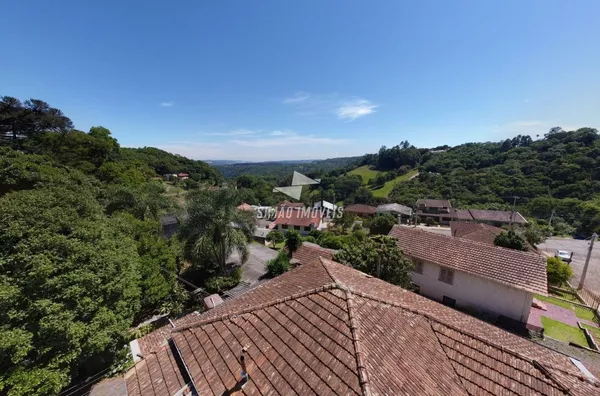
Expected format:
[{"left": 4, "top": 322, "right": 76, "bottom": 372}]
[{"left": 578, "top": 288, "right": 600, "bottom": 311}]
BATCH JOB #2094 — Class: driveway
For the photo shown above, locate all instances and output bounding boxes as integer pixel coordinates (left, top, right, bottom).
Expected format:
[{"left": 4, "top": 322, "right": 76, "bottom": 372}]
[
  {"left": 228, "top": 243, "right": 278, "bottom": 284},
  {"left": 538, "top": 237, "right": 600, "bottom": 294}
]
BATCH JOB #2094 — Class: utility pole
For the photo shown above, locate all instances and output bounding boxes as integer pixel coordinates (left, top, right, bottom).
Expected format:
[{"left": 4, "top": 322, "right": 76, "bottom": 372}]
[
  {"left": 549, "top": 209, "right": 555, "bottom": 228},
  {"left": 508, "top": 196, "right": 520, "bottom": 227},
  {"left": 578, "top": 233, "right": 597, "bottom": 290}
]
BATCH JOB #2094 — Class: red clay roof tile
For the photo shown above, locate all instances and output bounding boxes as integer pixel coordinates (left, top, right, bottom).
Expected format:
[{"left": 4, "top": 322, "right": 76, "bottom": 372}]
[{"left": 389, "top": 225, "right": 548, "bottom": 295}]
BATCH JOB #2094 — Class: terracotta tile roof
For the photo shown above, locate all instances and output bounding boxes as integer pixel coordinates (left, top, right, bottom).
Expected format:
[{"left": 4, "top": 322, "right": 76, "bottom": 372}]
[
  {"left": 292, "top": 242, "right": 336, "bottom": 265},
  {"left": 273, "top": 208, "right": 321, "bottom": 227},
  {"left": 137, "top": 312, "right": 202, "bottom": 355},
  {"left": 125, "top": 342, "right": 192, "bottom": 396},
  {"left": 450, "top": 221, "right": 503, "bottom": 245},
  {"left": 389, "top": 225, "right": 548, "bottom": 295},
  {"left": 417, "top": 199, "right": 452, "bottom": 208},
  {"left": 125, "top": 257, "right": 600, "bottom": 395},
  {"left": 344, "top": 204, "right": 377, "bottom": 215},
  {"left": 166, "top": 258, "right": 599, "bottom": 395},
  {"left": 275, "top": 200, "right": 305, "bottom": 208},
  {"left": 453, "top": 209, "right": 474, "bottom": 220},
  {"left": 469, "top": 209, "right": 528, "bottom": 224}
]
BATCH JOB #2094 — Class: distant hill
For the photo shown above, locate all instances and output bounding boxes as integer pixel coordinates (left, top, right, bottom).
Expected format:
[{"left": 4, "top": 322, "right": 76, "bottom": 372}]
[{"left": 216, "top": 156, "right": 361, "bottom": 179}]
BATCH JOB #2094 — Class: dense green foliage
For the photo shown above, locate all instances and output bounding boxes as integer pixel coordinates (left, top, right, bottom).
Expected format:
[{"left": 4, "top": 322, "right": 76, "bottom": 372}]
[
  {"left": 0, "top": 95, "right": 222, "bottom": 395},
  {"left": 493, "top": 231, "right": 528, "bottom": 251},
  {"left": 373, "top": 128, "right": 600, "bottom": 238},
  {"left": 266, "top": 230, "right": 285, "bottom": 245},
  {"left": 284, "top": 230, "right": 303, "bottom": 257},
  {"left": 216, "top": 157, "right": 360, "bottom": 179},
  {"left": 369, "top": 214, "right": 397, "bottom": 235},
  {"left": 179, "top": 188, "right": 255, "bottom": 280},
  {"left": 546, "top": 257, "right": 574, "bottom": 286},
  {"left": 333, "top": 235, "right": 413, "bottom": 287},
  {"left": 265, "top": 251, "right": 291, "bottom": 277}
]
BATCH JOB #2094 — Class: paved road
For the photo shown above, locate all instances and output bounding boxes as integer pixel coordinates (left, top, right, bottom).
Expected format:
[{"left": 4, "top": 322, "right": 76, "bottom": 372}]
[
  {"left": 228, "top": 243, "right": 278, "bottom": 284},
  {"left": 538, "top": 237, "right": 600, "bottom": 294}
]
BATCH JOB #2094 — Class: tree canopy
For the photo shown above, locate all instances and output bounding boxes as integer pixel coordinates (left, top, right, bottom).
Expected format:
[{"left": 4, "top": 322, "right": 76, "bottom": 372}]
[{"left": 333, "top": 235, "right": 413, "bottom": 287}]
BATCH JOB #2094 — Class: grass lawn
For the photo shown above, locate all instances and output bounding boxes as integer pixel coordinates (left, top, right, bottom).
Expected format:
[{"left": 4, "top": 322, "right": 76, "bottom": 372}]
[
  {"left": 349, "top": 165, "right": 379, "bottom": 185},
  {"left": 550, "top": 289, "right": 580, "bottom": 302},
  {"left": 581, "top": 323, "right": 600, "bottom": 343},
  {"left": 534, "top": 294, "right": 598, "bottom": 322},
  {"left": 541, "top": 316, "right": 589, "bottom": 347},
  {"left": 370, "top": 169, "right": 419, "bottom": 198}
]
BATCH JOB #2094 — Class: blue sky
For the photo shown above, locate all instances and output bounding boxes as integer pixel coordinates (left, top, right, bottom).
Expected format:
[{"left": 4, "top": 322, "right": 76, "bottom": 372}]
[{"left": 2, "top": 1, "right": 599, "bottom": 161}]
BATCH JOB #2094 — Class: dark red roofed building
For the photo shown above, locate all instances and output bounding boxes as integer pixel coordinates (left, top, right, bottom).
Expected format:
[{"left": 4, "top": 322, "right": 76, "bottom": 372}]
[
  {"left": 111, "top": 256, "right": 599, "bottom": 396},
  {"left": 275, "top": 200, "right": 305, "bottom": 209},
  {"left": 273, "top": 207, "right": 321, "bottom": 234},
  {"left": 468, "top": 208, "right": 528, "bottom": 226},
  {"left": 292, "top": 242, "right": 336, "bottom": 267},
  {"left": 344, "top": 203, "right": 377, "bottom": 217},
  {"left": 389, "top": 225, "right": 547, "bottom": 323}
]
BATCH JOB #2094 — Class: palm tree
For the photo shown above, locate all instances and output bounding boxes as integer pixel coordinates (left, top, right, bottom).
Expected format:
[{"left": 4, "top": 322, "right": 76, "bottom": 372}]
[
  {"left": 284, "top": 229, "right": 303, "bottom": 258},
  {"left": 179, "top": 189, "right": 255, "bottom": 275}
]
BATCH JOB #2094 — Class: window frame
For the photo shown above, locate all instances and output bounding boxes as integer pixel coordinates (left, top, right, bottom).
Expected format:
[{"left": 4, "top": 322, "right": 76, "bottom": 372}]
[
  {"left": 438, "top": 267, "right": 454, "bottom": 285},
  {"left": 442, "top": 295, "right": 456, "bottom": 307},
  {"left": 413, "top": 261, "right": 424, "bottom": 274}
]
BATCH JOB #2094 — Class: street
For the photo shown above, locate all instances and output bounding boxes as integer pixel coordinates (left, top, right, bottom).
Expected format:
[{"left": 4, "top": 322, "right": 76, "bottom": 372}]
[{"left": 538, "top": 237, "right": 600, "bottom": 294}]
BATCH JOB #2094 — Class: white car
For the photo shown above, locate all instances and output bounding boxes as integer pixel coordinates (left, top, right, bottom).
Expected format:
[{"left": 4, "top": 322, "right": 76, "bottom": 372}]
[{"left": 555, "top": 250, "right": 572, "bottom": 263}]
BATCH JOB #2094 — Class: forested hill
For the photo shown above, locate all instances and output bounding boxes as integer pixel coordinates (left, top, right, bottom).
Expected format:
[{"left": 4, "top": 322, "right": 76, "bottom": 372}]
[
  {"left": 216, "top": 156, "right": 360, "bottom": 180},
  {"left": 0, "top": 95, "right": 221, "bottom": 395},
  {"left": 374, "top": 129, "right": 599, "bottom": 238}
]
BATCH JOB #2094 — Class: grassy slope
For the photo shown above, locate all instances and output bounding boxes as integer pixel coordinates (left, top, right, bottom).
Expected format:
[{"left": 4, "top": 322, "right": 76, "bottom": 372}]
[
  {"left": 348, "top": 166, "right": 419, "bottom": 198},
  {"left": 371, "top": 169, "right": 419, "bottom": 198},
  {"left": 541, "top": 316, "right": 589, "bottom": 346},
  {"left": 349, "top": 165, "right": 379, "bottom": 185}
]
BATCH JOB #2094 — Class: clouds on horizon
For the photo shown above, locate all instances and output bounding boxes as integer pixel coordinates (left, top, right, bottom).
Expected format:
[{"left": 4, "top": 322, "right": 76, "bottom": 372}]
[
  {"left": 159, "top": 101, "right": 174, "bottom": 107},
  {"left": 336, "top": 99, "right": 378, "bottom": 121},
  {"left": 283, "top": 92, "right": 378, "bottom": 121}
]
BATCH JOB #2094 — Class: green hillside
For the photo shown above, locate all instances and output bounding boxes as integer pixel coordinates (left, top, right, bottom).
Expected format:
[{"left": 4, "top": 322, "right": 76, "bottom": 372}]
[
  {"left": 349, "top": 165, "right": 379, "bottom": 185},
  {"left": 371, "top": 169, "right": 419, "bottom": 197}
]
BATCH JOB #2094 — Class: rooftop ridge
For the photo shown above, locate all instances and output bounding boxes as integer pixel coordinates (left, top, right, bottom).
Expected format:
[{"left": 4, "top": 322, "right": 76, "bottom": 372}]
[
  {"left": 172, "top": 283, "right": 339, "bottom": 333},
  {"left": 343, "top": 287, "right": 371, "bottom": 396},
  {"left": 391, "top": 225, "right": 545, "bottom": 260},
  {"left": 346, "top": 288, "right": 598, "bottom": 387}
]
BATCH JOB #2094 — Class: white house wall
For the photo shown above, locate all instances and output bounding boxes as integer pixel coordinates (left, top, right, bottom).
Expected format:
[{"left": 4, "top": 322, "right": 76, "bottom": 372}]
[{"left": 412, "top": 260, "right": 533, "bottom": 322}]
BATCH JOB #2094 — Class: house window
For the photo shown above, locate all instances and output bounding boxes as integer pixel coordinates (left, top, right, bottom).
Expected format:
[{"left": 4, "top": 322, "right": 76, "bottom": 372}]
[
  {"left": 281, "top": 224, "right": 288, "bottom": 229},
  {"left": 442, "top": 296, "right": 456, "bottom": 307},
  {"left": 411, "top": 283, "right": 420, "bottom": 294},
  {"left": 438, "top": 267, "right": 454, "bottom": 285},
  {"left": 413, "top": 261, "right": 423, "bottom": 274}
]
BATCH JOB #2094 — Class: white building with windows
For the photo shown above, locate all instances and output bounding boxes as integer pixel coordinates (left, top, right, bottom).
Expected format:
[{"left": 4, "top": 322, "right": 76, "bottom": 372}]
[{"left": 389, "top": 225, "right": 547, "bottom": 323}]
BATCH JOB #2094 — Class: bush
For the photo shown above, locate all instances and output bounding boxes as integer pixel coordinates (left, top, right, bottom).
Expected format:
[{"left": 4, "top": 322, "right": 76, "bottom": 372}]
[
  {"left": 204, "top": 266, "right": 242, "bottom": 293},
  {"left": 302, "top": 235, "right": 317, "bottom": 243},
  {"left": 266, "top": 229, "right": 284, "bottom": 244},
  {"left": 369, "top": 213, "right": 397, "bottom": 235},
  {"left": 319, "top": 233, "right": 346, "bottom": 249},
  {"left": 424, "top": 217, "right": 435, "bottom": 226},
  {"left": 308, "top": 229, "right": 323, "bottom": 239},
  {"left": 547, "top": 257, "right": 574, "bottom": 286},
  {"left": 494, "top": 231, "right": 528, "bottom": 251},
  {"left": 266, "top": 251, "right": 291, "bottom": 277}
]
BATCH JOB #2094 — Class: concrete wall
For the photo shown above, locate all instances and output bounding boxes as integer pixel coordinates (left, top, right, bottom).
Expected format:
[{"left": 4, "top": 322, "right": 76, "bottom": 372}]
[{"left": 411, "top": 259, "right": 533, "bottom": 322}]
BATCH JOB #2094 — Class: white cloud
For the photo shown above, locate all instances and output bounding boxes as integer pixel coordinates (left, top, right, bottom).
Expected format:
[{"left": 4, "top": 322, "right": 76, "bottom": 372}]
[
  {"left": 159, "top": 101, "right": 174, "bottom": 107},
  {"left": 283, "top": 92, "right": 310, "bottom": 104},
  {"left": 336, "top": 99, "right": 378, "bottom": 121},
  {"left": 269, "top": 130, "right": 295, "bottom": 136},
  {"left": 282, "top": 92, "right": 379, "bottom": 121}
]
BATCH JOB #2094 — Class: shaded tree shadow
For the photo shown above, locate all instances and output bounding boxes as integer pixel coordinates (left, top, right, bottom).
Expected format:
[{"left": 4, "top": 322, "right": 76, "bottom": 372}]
[{"left": 220, "top": 378, "right": 247, "bottom": 395}]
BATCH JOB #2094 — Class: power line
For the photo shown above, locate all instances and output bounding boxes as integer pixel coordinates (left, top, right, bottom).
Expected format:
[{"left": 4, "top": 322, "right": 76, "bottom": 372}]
[{"left": 57, "top": 366, "right": 113, "bottom": 396}]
